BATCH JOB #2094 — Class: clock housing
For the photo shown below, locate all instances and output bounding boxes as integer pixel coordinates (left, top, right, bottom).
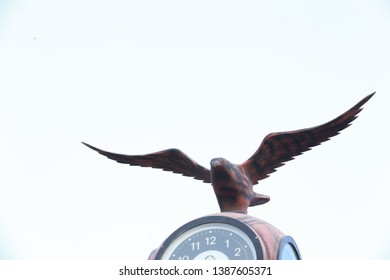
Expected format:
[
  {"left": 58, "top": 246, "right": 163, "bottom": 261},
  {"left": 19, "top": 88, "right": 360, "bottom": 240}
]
[{"left": 149, "top": 212, "right": 301, "bottom": 260}]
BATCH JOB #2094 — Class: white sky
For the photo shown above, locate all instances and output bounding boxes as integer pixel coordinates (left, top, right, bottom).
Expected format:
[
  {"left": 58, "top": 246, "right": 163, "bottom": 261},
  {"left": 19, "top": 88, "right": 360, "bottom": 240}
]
[{"left": 0, "top": 0, "right": 389, "bottom": 259}]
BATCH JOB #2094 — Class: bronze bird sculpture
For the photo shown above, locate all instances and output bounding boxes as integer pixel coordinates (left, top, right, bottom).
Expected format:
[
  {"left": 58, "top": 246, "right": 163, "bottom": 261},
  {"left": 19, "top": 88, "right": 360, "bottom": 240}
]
[{"left": 83, "top": 93, "right": 374, "bottom": 213}]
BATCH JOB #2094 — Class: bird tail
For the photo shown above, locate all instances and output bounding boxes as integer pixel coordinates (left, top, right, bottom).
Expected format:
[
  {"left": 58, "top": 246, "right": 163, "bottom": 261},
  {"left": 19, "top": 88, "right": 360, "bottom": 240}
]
[{"left": 249, "top": 192, "right": 270, "bottom": 206}]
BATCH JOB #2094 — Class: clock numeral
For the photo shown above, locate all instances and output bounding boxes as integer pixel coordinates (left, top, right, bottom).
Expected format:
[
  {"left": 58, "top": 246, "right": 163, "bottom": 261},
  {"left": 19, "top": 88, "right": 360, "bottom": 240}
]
[
  {"left": 234, "top": 247, "right": 241, "bottom": 257},
  {"left": 205, "top": 236, "right": 216, "bottom": 246},
  {"left": 177, "top": 255, "right": 189, "bottom": 260},
  {"left": 190, "top": 241, "right": 200, "bottom": 251},
  {"left": 225, "top": 239, "right": 230, "bottom": 248}
]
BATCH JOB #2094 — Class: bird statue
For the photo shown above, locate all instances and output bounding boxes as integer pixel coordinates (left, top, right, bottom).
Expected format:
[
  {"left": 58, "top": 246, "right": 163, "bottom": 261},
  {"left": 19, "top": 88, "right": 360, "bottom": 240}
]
[{"left": 83, "top": 93, "right": 374, "bottom": 214}]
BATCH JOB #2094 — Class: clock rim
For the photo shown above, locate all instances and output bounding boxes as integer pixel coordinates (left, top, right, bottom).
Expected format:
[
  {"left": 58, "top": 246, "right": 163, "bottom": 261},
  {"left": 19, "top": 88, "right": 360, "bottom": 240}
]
[
  {"left": 154, "top": 215, "right": 264, "bottom": 260},
  {"left": 276, "top": 235, "right": 302, "bottom": 260}
]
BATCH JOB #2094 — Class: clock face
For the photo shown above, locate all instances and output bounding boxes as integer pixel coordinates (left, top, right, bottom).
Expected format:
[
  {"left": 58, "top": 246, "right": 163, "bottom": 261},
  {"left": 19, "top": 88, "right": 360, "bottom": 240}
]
[{"left": 155, "top": 216, "right": 263, "bottom": 260}]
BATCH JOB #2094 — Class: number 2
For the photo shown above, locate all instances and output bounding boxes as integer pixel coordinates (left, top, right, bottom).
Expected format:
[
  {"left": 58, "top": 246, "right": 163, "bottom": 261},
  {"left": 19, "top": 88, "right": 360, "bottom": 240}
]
[{"left": 234, "top": 247, "right": 241, "bottom": 256}]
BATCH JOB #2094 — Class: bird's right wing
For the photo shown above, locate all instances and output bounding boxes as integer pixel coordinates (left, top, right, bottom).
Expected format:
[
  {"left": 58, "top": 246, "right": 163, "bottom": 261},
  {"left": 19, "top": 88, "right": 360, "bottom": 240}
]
[{"left": 82, "top": 142, "right": 211, "bottom": 183}]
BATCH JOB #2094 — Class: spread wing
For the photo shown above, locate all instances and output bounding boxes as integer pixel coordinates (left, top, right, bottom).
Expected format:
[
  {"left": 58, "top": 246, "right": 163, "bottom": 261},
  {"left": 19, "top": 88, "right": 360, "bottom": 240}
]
[
  {"left": 241, "top": 92, "right": 375, "bottom": 185},
  {"left": 82, "top": 142, "right": 211, "bottom": 183}
]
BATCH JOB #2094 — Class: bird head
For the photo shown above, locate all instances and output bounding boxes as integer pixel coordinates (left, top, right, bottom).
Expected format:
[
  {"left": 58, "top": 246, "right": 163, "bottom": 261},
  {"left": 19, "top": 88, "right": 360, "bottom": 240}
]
[{"left": 210, "top": 158, "right": 234, "bottom": 179}]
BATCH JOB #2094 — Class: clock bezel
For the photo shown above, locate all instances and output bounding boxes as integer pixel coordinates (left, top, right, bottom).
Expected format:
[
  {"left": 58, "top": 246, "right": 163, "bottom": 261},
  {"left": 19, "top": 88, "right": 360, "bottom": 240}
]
[
  {"left": 276, "top": 235, "right": 302, "bottom": 260},
  {"left": 154, "top": 215, "right": 264, "bottom": 260}
]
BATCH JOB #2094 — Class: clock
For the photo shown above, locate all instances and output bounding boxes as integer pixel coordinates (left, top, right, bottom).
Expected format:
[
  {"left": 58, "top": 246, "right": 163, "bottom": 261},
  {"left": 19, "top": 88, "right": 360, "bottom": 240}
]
[
  {"left": 150, "top": 212, "right": 301, "bottom": 260},
  {"left": 154, "top": 215, "right": 263, "bottom": 260}
]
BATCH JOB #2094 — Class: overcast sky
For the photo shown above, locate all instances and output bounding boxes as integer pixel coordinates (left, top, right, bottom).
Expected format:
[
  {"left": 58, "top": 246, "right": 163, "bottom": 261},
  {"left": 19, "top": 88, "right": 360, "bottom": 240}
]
[{"left": 0, "top": 0, "right": 389, "bottom": 259}]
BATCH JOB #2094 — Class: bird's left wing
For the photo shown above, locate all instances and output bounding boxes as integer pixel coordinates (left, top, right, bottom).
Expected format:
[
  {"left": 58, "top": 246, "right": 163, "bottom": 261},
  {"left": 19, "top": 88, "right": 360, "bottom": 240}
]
[
  {"left": 82, "top": 142, "right": 211, "bottom": 183},
  {"left": 241, "top": 92, "right": 375, "bottom": 185}
]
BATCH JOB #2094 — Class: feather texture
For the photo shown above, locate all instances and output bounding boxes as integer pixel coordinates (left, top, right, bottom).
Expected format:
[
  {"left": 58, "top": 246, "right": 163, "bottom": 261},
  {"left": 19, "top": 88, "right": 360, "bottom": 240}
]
[
  {"left": 83, "top": 92, "right": 374, "bottom": 212},
  {"left": 241, "top": 93, "right": 374, "bottom": 185},
  {"left": 82, "top": 143, "right": 211, "bottom": 183}
]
